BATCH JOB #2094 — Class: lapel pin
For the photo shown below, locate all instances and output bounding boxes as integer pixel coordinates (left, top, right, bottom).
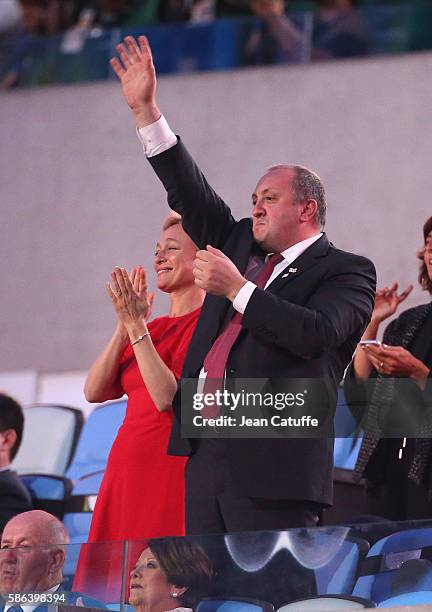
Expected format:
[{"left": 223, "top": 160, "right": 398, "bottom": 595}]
[{"left": 281, "top": 268, "right": 298, "bottom": 278}]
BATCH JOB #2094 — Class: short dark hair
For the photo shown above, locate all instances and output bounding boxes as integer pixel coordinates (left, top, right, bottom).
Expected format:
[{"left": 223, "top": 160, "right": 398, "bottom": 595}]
[
  {"left": 0, "top": 393, "right": 24, "bottom": 460},
  {"left": 148, "top": 537, "right": 213, "bottom": 608}
]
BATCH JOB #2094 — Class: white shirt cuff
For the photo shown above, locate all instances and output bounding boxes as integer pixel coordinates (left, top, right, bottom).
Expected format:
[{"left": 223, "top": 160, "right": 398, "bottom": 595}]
[
  {"left": 136, "top": 115, "right": 177, "bottom": 157},
  {"left": 233, "top": 281, "right": 257, "bottom": 314}
]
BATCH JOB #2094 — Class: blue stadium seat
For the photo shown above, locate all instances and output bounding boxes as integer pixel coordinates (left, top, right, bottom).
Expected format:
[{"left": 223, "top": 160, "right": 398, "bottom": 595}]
[
  {"left": 378, "top": 590, "right": 432, "bottom": 607},
  {"left": 276, "top": 595, "right": 375, "bottom": 610},
  {"left": 70, "top": 470, "right": 104, "bottom": 505},
  {"left": 20, "top": 473, "right": 72, "bottom": 519},
  {"left": 197, "top": 598, "right": 274, "bottom": 612},
  {"left": 63, "top": 471, "right": 105, "bottom": 543},
  {"left": 63, "top": 542, "right": 84, "bottom": 589},
  {"left": 13, "top": 404, "right": 83, "bottom": 475},
  {"left": 352, "top": 527, "right": 432, "bottom": 603},
  {"left": 63, "top": 512, "right": 93, "bottom": 543},
  {"left": 315, "top": 536, "right": 370, "bottom": 595},
  {"left": 334, "top": 388, "right": 362, "bottom": 470},
  {"left": 65, "top": 399, "right": 126, "bottom": 482}
]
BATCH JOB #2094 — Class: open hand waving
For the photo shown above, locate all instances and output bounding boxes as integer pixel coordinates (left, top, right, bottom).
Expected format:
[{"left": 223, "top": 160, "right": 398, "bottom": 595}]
[{"left": 110, "top": 36, "right": 160, "bottom": 126}]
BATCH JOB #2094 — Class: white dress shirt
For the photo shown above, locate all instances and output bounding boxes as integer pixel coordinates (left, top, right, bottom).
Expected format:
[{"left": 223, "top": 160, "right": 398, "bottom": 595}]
[
  {"left": 233, "top": 234, "right": 322, "bottom": 313},
  {"left": 137, "top": 115, "right": 177, "bottom": 157}
]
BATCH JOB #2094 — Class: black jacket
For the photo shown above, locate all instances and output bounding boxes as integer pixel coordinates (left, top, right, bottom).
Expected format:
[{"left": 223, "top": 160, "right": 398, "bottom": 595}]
[
  {"left": 0, "top": 469, "right": 32, "bottom": 533},
  {"left": 149, "top": 139, "right": 376, "bottom": 504}
]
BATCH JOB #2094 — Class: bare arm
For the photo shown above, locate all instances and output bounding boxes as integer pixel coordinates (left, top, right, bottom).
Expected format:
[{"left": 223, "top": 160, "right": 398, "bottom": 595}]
[
  {"left": 84, "top": 324, "right": 128, "bottom": 402},
  {"left": 353, "top": 283, "right": 413, "bottom": 381},
  {"left": 352, "top": 319, "right": 380, "bottom": 381},
  {"left": 363, "top": 342, "right": 430, "bottom": 390},
  {"left": 84, "top": 266, "right": 151, "bottom": 402},
  {"left": 109, "top": 267, "right": 178, "bottom": 412},
  {"left": 123, "top": 319, "right": 178, "bottom": 413}
]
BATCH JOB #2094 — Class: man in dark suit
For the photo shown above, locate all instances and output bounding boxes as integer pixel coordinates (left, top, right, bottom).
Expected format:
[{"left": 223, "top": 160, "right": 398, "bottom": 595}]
[
  {"left": 0, "top": 394, "right": 32, "bottom": 533},
  {"left": 0, "top": 510, "right": 105, "bottom": 610},
  {"left": 111, "top": 35, "right": 376, "bottom": 534}
]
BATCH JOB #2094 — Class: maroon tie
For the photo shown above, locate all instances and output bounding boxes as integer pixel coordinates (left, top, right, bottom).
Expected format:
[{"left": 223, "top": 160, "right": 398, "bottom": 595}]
[{"left": 201, "top": 253, "right": 284, "bottom": 417}]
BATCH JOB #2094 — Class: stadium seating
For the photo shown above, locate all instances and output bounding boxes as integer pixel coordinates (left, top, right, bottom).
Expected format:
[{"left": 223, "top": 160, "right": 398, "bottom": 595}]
[
  {"left": 13, "top": 404, "right": 83, "bottom": 475},
  {"left": 326, "top": 388, "right": 366, "bottom": 525},
  {"left": 276, "top": 595, "right": 375, "bottom": 609},
  {"left": 197, "top": 598, "right": 274, "bottom": 612},
  {"left": 377, "top": 590, "right": 432, "bottom": 607},
  {"left": 20, "top": 473, "right": 72, "bottom": 519},
  {"left": 333, "top": 388, "right": 362, "bottom": 471},
  {"left": 65, "top": 399, "right": 126, "bottom": 482},
  {"left": 63, "top": 470, "right": 105, "bottom": 543},
  {"left": 315, "top": 536, "right": 370, "bottom": 596},
  {"left": 352, "top": 527, "right": 432, "bottom": 603}
]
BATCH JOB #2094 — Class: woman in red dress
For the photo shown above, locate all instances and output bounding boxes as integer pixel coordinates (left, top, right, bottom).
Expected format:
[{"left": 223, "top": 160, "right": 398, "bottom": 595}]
[{"left": 73, "top": 214, "right": 204, "bottom": 600}]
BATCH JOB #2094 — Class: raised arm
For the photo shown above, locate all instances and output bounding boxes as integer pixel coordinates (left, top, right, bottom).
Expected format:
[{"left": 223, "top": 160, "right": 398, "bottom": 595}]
[
  {"left": 110, "top": 36, "right": 236, "bottom": 250},
  {"left": 110, "top": 35, "right": 161, "bottom": 129},
  {"left": 352, "top": 282, "right": 413, "bottom": 381}
]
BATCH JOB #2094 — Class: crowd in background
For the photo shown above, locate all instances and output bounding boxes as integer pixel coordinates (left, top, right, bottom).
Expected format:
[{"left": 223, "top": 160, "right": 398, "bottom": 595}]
[
  {"left": 1, "top": 0, "right": 431, "bottom": 89},
  {"left": 0, "top": 0, "right": 410, "bottom": 35}
]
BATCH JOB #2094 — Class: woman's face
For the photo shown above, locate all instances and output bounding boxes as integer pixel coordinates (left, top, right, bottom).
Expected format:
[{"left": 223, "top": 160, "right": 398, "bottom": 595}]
[
  {"left": 424, "top": 230, "right": 432, "bottom": 281},
  {"left": 129, "top": 548, "right": 176, "bottom": 610},
  {"left": 154, "top": 224, "right": 197, "bottom": 293}
]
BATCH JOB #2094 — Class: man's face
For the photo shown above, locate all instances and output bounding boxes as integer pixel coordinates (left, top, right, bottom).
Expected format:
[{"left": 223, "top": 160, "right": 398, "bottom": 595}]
[
  {"left": 252, "top": 167, "right": 300, "bottom": 253},
  {"left": 0, "top": 521, "right": 53, "bottom": 594}
]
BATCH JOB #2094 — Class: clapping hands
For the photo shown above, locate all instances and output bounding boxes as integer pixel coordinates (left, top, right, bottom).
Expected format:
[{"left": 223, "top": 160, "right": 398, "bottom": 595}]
[{"left": 107, "top": 266, "right": 155, "bottom": 329}]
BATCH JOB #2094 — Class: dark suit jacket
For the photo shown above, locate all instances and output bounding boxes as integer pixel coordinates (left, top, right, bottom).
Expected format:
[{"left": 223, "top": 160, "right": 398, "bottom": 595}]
[
  {"left": 0, "top": 469, "right": 32, "bottom": 533},
  {"left": 149, "top": 139, "right": 376, "bottom": 505}
]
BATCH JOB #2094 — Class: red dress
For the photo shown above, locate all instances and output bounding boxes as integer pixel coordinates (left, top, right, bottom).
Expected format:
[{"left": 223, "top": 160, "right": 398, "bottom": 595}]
[{"left": 73, "top": 308, "right": 200, "bottom": 601}]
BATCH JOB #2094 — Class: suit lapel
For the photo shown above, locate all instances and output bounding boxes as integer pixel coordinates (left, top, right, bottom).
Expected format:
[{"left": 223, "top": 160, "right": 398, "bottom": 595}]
[{"left": 268, "top": 234, "right": 331, "bottom": 292}]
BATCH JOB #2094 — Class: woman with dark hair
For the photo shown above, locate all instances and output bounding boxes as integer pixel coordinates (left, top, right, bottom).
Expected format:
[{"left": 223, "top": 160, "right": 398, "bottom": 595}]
[
  {"left": 129, "top": 538, "right": 213, "bottom": 612},
  {"left": 346, "top": 216, "right": 432, "bottom": 520}
]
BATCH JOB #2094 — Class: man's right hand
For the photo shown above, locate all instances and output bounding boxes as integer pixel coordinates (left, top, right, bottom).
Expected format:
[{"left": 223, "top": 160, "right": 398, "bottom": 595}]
[{"left": 110, "top": 35, "right": 161, "bottom": 127}]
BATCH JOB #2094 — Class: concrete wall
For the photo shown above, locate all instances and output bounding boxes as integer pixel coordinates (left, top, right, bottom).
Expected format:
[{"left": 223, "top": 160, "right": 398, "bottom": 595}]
[{"left": 1, "top": 51, "right": 432, "bottom": 372}]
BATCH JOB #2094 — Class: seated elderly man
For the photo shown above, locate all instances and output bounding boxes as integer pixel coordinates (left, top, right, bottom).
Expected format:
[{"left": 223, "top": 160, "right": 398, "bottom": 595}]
[{"left": 0, "top": 510, "right": 105, "bottom": 610}]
